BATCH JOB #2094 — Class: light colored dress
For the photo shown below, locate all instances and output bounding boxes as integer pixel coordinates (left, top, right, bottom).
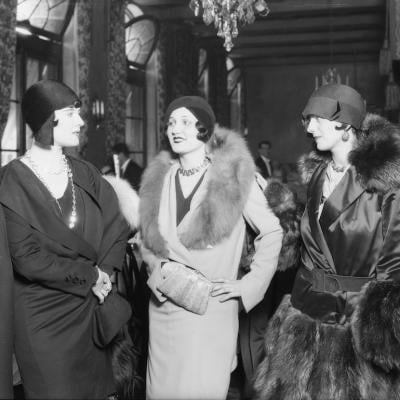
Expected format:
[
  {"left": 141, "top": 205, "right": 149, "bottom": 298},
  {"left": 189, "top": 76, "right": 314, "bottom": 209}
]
[{"left": 143, "top": 164, "right": 282, "bottom": 399}]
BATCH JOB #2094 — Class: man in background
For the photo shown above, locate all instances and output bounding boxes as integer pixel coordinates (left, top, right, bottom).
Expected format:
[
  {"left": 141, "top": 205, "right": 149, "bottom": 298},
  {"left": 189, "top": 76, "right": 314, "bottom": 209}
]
[
  {"left": 112, "top": 143, "right": 143, "bottom": 191},
  {"left": 255, "top": 140, "right": 273, "bottom": 179}
]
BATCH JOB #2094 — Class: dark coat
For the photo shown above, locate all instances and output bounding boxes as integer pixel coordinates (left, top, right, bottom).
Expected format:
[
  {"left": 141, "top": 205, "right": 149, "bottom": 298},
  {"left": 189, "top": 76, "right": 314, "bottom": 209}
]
[
  {"left": 255, "top": 156, "right": 273, "bottom": 179},
  {"left": 0, "top": 157, "right": 130, "bottom": 399},
  {"left": 0, "top": 205, "right": 13, "bottom": 399},
  {"left": 122, "top": 159, "right": 143, "bottom": 191},
  {"left": 239, "top": 178, "right": 300, "bottom": 392},
  {"left": 254, "top": 114, "right": 400, "bottom": 400}
]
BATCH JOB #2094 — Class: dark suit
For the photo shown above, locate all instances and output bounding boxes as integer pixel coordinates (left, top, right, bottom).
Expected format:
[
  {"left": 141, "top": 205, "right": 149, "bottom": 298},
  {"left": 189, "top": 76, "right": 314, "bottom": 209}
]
[
  {"left": 255, "top": 156, "right": 273, "bottom": 179},
  {"left": 122, "top": 159, "right": 143, "bottom": 191},
  {"left": 0, "top": 157, "right": 130, "bottom": 399}
]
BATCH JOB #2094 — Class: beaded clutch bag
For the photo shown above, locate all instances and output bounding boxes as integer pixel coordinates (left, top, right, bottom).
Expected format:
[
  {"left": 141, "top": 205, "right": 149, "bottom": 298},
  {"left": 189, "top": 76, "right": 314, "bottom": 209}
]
[{"left": 158, "top": 261, "right": 213, "bottom": 315}]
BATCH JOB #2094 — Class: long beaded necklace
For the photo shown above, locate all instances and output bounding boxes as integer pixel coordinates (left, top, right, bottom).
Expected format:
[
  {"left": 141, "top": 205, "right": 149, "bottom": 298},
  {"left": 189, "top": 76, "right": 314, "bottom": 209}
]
[
  {"left": 178, "top": 157, "right": 210, "bottom": 176},
  {"left": 25, "top": 152, "right": 78, "bottom": 229}
]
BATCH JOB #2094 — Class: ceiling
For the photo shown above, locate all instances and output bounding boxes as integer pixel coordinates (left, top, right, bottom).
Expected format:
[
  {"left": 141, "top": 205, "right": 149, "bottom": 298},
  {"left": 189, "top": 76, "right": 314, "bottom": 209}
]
[{"left": 135, "top": 0, "right": 385, "bottom": 67}]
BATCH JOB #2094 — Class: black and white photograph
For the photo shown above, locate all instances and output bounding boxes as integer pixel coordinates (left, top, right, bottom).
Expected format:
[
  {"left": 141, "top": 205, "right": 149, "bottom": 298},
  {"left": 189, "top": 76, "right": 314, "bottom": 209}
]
[{"left": 1, "top": 0, "right": 400, "bottom": 399}]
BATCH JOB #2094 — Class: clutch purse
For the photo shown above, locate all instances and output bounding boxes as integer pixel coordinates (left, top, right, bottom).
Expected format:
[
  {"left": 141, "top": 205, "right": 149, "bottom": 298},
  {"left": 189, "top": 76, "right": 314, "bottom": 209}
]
[{"left": 157, "top": 262, "right": 212, "bottom": 315}]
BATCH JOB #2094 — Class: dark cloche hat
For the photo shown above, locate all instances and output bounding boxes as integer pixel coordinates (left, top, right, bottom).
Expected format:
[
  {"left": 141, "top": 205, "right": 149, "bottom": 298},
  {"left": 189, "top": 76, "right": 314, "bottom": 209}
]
[
  {"left": 302, "top": 84, "right": 366, "bottom": 129},
  {"left": 21, "top": 79, "right": 81, "bottom": 145},
  {"left": 165, "top": 96, "right": 216, "bottom": 136}
]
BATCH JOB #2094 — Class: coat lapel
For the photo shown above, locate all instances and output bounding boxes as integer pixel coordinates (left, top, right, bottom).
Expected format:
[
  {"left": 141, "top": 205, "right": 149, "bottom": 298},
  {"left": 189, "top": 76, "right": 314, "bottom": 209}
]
[
  {"left": 0, "top": 160, "right": 98, "bottom": 262},
  {"left": 319, "top": 167, "right": 365, "bottom": 232},
  {"left": 307, "top": 163, "right": 336, "bottom": 271}
]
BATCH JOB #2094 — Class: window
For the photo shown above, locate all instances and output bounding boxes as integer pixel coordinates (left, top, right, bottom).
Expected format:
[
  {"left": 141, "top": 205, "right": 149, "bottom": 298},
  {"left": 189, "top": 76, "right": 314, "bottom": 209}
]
[
  {"left": 124, "top": 4, "right": 159, "bottom": 167},
  {"left": 0, "top": 0, "right": 74, "bottom": 165}
]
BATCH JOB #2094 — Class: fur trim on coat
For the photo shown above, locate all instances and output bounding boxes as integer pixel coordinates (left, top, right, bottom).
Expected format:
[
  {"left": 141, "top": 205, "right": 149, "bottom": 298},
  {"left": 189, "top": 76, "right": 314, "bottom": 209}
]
[
  {"left": 298, "top": 114, "right": 400, "bottom": 192},
  {"left": 254, "top": 296, "right": 400, "bottom": 400},
  {"left": 264, "top": 179, "right": 301, "bottom": 271},
  {"left": 350, "top": 113, "right": 400, "bottom": 192},
  {"left": 103, "top": 176, "right": 140, "bottom": 231},
  {"left": 139, "top": 126, "right": 255, "bottom": 257}
]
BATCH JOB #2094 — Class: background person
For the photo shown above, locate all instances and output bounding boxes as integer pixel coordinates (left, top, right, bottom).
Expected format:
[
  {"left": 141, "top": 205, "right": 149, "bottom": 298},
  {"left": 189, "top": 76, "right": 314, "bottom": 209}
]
[
  {"left": 255, "top": 140, "right": 274, "bottom": 179},
  {"left": 112, "top": 143, "right": 143, "bottom": 191}
]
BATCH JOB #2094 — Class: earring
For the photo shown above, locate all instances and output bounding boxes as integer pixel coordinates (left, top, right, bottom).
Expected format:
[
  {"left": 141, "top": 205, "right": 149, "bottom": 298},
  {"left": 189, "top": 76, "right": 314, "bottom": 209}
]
[{"left": 342, "top": 130, "right": 350, "bottom": 142}]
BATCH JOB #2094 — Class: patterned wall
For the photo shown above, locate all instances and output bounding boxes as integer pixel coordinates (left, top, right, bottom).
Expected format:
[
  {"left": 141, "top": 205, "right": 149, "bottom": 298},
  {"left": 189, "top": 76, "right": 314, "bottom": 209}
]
[
  {"left": 0, "top": 0, "right": 17, "bottom": 142},
  {"left": 105, "top": 0, "right": 126, "bottom": 154},
  {"left": 77, "top": 0, "right": 92, "bottom": 155}
]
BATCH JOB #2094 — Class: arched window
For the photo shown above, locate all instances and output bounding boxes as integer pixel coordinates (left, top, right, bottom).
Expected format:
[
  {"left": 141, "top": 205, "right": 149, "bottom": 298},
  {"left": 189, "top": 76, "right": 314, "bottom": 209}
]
[
  {"left": 124, "top": 3, "right": 159, "bottom": 167},
  {"left": 1, "top": 0, "right": 75, "bottom": 166}
]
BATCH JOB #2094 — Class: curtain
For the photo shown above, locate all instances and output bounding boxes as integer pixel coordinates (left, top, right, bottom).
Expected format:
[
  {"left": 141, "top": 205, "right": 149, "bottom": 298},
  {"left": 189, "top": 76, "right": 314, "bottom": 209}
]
[
  {"left": 0, "top": 0, "right": 17, "bottom": 144},
  {"left": 156, "top": 23, "right": 199, "bottom": 146},
  {"left": 389, "top": 0, "right": 400, "bottom": 60},
  {"left": 208, "top": 48, "right": 229, "bottom": 127}
]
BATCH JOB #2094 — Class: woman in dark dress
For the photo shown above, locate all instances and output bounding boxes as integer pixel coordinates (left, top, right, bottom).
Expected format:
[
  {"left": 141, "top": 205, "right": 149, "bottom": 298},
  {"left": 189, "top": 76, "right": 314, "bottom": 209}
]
[
  {"left": 0, "top": 204, "right": 13, "bottom": 399},
  {"left": 0, "top": 80, "right": 131, "bottom": 399},
  {"left": 255, "top": 84, "right": 400, "bottom": 400}
]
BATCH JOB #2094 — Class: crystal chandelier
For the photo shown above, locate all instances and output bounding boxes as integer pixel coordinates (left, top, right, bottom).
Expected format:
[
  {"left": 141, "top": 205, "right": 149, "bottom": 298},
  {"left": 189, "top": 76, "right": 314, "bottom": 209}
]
[
  {"left": 315, "top": 67, "right": 349, "bottom": 90},
  {"left": 189, "top": 0, "right": 270, "bottom": 52}
]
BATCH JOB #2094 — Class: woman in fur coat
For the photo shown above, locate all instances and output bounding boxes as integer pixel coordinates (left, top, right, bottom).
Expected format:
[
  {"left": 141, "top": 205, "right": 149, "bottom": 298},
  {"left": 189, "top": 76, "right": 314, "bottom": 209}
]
[
  {"left": 139, "top": 96, "right": 283, "bottom": 399},
  {"left": 254, "top": 83, "right": 400, "bottom": 400}
]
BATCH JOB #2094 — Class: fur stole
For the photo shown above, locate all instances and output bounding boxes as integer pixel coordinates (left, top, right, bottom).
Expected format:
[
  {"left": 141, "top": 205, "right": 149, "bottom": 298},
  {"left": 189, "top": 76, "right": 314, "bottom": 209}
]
[
  {"left": 103, "top": 175, "right": 140, "bottom": 231},
  {"left": 298, "top": 114, "right": 400, "bottom": 193},
  {"left": 139, "top": 126, "right": 255, "bottom": 257},
  {"left": 264, "top": 179, "right": 301, "bottom": 271}
]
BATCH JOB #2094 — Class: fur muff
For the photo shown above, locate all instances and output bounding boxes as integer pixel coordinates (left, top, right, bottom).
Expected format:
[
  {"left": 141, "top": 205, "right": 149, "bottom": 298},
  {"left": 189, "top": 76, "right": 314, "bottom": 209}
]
[
  {"left": 139, "top": 126, "right": 255, "bottom": 256},
  {"left": 264, "top": 179, "right": 301, "bottom": 271},
  {"left": 350, "top": 114, "right": 400, "bottom": 192},
  {"left": 103, "top": 175, "right": 140, "bottom": 231},
  {"left": 352, "top": 280, "right": 400, "bottom": 373},
  {"left": 254, "top": 297, "right": 400, "bottom": 400}
]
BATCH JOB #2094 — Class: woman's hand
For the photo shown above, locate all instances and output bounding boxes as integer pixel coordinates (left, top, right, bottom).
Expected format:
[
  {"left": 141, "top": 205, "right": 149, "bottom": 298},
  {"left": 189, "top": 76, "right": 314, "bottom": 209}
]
[
  {"left": 211, "top": 279, "right": 242, "bottom": 302},
  {"left": 91, "top": 266, "right": 112, "bottom": 304}
]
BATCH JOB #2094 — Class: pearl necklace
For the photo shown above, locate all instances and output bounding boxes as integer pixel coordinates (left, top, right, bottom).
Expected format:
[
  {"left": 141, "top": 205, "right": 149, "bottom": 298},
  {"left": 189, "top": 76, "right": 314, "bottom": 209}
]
[
  {"left": 25, "top": 152, "right": 78, "bottom": 229},
  {"left": 178, "top": 157, "right": 210, "bottom": 177}
]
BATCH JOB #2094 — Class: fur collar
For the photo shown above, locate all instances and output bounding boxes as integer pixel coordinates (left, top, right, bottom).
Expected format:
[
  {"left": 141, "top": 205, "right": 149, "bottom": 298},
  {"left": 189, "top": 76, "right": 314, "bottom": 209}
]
[
  {"left": 350, "top": 113, "right": 400, "bottom": 192},
  {"left": 298, "top": 114, "right": 400, "bottom": 192},
  {"left": 139, "top": 126, "right": 255, "bottom": 257}
]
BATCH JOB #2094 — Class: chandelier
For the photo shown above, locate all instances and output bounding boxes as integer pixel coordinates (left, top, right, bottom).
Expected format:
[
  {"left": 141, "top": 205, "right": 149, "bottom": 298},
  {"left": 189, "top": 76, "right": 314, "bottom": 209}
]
[
  {"left": 189, "top": 0, "right": 270, "bottom": 52},
  {"left": 315, "top": 67, "right": 349, "bottom": 90}
]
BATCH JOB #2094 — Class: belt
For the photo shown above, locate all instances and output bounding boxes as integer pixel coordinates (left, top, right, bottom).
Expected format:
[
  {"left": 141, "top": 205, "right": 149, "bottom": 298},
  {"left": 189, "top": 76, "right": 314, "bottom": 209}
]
[{"left": 302, "top": 265, "right": 373, "bottom": 293}]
